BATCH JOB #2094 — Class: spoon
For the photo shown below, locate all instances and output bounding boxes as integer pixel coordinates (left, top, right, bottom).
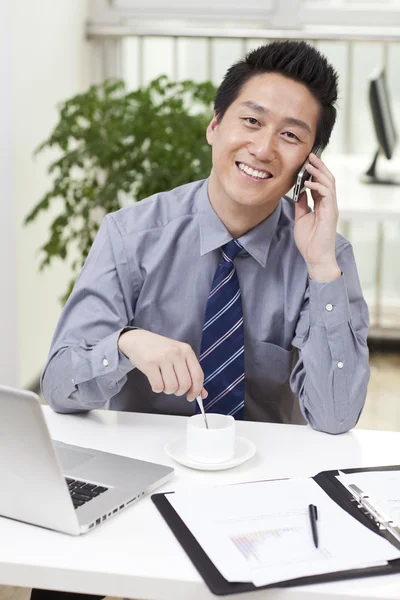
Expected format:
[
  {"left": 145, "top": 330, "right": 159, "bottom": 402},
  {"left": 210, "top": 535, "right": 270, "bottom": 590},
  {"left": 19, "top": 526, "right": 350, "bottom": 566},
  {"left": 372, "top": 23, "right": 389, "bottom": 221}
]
[{"left": 196, "top": 395, "right": 209, "bottom": 429}]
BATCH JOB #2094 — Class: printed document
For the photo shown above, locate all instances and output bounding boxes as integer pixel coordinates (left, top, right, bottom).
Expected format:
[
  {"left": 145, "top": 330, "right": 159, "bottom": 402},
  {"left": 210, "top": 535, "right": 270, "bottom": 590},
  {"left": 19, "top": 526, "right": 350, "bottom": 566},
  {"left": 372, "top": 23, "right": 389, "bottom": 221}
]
[{"left": 167, "top": 478, "right": 400, "bottom": 587}]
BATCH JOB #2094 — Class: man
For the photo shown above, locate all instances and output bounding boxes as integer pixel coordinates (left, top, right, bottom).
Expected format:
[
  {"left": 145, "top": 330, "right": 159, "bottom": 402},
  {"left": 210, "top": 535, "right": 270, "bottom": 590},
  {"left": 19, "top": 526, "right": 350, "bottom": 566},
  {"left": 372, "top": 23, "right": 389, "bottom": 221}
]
[{"left": 32, "top": 40, "right": 369, "bottom": 599}]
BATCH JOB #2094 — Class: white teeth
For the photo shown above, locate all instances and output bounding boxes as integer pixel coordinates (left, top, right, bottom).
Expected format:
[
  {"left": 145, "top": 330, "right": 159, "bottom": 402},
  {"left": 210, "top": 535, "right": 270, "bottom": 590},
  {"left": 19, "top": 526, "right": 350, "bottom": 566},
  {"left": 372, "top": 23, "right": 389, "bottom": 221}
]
[{"left": 238, "top": 162, "right": 270, "bottom": 180}]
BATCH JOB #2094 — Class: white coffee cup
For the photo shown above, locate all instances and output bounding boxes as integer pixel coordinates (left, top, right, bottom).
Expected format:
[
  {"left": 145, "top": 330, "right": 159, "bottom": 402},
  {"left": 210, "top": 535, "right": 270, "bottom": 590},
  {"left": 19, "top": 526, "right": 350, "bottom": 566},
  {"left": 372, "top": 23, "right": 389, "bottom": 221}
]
[{"left": 186, "top": 413, "right": 235, "bottom": 464}]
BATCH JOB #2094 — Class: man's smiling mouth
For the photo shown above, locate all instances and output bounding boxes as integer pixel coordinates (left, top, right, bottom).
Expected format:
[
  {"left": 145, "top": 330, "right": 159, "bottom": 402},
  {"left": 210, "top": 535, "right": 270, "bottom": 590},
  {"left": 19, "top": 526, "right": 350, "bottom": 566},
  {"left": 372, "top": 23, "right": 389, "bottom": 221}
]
[{"left": 236, "top": 162, "right": 272, "bottom": 180}]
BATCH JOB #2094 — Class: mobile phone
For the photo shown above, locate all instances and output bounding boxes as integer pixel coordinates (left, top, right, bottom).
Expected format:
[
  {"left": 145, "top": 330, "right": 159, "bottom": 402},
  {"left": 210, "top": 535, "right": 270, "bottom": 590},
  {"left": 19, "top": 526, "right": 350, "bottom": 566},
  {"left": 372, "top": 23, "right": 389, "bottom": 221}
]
[{"left": 292, "top": 146, "right": 322, "bottom": 203}]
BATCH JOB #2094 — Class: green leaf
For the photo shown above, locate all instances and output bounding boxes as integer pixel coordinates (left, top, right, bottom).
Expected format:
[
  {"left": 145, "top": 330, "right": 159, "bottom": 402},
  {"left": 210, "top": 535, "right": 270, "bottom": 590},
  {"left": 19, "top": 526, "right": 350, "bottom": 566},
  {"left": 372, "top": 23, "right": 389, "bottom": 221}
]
[{"left": 26, "top": 76, "right": 216, "bottom": 304}]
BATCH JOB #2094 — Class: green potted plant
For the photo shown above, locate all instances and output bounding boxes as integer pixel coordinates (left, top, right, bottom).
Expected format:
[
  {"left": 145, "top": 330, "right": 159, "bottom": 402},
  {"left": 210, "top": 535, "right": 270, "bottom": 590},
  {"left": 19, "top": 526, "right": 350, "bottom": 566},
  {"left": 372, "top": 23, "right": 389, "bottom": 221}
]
[{"left": 25, "top": 75, "right": 216, "bottom": 303}]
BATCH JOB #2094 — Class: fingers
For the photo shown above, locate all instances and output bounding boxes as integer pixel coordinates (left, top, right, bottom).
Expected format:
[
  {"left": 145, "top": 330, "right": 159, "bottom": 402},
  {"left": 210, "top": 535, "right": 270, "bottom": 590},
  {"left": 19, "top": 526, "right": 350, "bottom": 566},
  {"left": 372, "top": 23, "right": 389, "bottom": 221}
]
[
  {"left": 304, "top": 179, "right": 329, "bottom": 197},
  {"left": 306, "top": 155, "right": 337, "bottom": 204},
  {"left": 160, "top": 361, "right": 180, "bottom": 395},
  {"left": 200, "top": 387, "right": 208, "bottom": 400},
  {"left": 294, "top": 190, "right": 309, "bottom": 220},
  {"left": 304, "top": 179, "right": 339, "bottom": 221},
  {"left": 145, "top": 364, "right": 164, "bottom": 394},
  {"left": 308, "top": 152, "right": 335, "bottom": 182},
  {"left": 186, "top": 349, "right": 206, "bottom": 402},
  {"left": 305, "top": 152, "right": 339, "bottom": 215},
  {"left": 127, "top": 329, "right": 207, "bottom": 402},
  {"left": 172, "top": 357, "right": 193, "bottom": 396},
  {"left": 296, "top": 154, "right": 336, "bottom": 219},
  {"left": 149, "top": 344, "right": 205, "bottom": 401},
  {"left": 305, "top": 162, "right": 331, "bottom": 189}
]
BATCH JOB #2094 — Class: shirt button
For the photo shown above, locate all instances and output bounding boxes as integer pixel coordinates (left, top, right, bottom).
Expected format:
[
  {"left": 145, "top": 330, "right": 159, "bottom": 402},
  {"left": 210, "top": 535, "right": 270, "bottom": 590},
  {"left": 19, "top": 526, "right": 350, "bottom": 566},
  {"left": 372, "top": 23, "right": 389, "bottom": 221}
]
[
  {"left": 326, "top": 303, "right": 333, "bottom": 312},
  {"left": 337, "top": 361, "right": 344, "bottom": 369},
  {"left": 71, "top": 378, "right": 75, "bottom": 385},
  {"left": 103, "top": 358, "right": 109, "bottom": 367}
]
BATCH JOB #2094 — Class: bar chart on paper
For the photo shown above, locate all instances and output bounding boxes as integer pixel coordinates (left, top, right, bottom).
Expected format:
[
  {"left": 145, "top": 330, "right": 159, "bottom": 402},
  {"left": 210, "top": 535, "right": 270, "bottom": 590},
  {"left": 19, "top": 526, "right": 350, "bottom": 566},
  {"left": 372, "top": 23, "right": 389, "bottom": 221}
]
[
  {"left": 231, "top": 526, "right": 308, "bottom": 563},
  {"left": 228, "top": 518, "right": 336, "bottom": 574}
]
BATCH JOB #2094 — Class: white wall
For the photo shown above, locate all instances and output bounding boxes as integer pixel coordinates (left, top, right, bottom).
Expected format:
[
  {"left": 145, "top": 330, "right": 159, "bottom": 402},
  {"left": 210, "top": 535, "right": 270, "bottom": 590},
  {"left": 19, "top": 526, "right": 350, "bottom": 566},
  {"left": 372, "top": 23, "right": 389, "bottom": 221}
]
[
  {"left": 91, "top": 0, "right": 400, "bottom": 27},
  {"left": 12, "top": 0, "right": 91, "bottom": 388},
  {"left": 0, "top": 0, "right": 17, "bottom": 387}
]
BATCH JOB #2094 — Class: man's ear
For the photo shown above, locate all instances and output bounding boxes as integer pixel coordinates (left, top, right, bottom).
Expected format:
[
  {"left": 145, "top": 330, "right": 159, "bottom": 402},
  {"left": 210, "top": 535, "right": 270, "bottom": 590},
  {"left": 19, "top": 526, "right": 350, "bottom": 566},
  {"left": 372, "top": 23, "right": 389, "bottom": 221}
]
[{"left": 206, "top": 112, "right": 220, "bottom": 145}]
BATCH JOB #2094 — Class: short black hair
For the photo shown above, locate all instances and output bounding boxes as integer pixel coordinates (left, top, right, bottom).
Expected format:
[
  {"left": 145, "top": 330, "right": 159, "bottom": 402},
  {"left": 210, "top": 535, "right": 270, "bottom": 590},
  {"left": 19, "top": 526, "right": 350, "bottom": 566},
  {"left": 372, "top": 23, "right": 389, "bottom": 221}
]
[{"left": 214, "top": 40, "right": 338, "bottom": 150}]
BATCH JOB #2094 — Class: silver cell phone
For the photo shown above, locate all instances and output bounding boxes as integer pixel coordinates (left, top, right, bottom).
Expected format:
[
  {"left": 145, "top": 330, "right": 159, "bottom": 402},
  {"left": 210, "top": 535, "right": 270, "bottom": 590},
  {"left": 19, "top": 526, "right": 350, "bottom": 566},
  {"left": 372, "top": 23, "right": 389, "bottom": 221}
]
[{"left": 292, "top": 146, "right": 322, "bottom": 203}]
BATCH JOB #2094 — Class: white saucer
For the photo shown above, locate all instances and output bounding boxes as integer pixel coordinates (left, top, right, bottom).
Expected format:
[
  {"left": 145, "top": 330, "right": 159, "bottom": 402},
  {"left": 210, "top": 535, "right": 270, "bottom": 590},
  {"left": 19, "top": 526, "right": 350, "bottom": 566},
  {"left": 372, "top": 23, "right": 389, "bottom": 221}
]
[{"left": 164, "top": 436, "right": 256, "bottom": 471}]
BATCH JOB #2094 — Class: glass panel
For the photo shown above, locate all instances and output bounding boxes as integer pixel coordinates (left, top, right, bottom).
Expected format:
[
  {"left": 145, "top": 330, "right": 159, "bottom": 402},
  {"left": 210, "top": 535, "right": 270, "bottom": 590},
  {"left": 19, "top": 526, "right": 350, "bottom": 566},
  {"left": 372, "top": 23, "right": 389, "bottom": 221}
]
[
  {"left": 245, "top": 38, "right": 269, "bottom": 53},
  {"left": 316, "top": 41, "right": 348, "bottom": 155},
  {"left": 381, "top": 221, "right": 400, "bottom": 328},
  {"left": 177, "top": 38, "right": 209, "bottom": 81},
  {"left": 142, "top": 37, "right": 175, "bottom": 85},
  {"left": 210, "top": 39, "right": 245, "bottom": 86},
  {"left": 121, "top": 37, "right": 140, "bottom": 90},
  {"left": 340, "top": 220, "right": 379, "bottom": 324}
]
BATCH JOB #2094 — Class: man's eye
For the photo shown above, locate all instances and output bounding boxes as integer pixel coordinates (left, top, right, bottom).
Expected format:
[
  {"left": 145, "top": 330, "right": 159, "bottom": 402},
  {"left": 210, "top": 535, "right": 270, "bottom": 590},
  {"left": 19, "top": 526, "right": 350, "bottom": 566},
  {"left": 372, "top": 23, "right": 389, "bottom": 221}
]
[
  {"left": 283, "top": 131, "right": 300, "bottom": 142},
  {"left": 243, "top": 117, "right": 260, "bottom": 126}
]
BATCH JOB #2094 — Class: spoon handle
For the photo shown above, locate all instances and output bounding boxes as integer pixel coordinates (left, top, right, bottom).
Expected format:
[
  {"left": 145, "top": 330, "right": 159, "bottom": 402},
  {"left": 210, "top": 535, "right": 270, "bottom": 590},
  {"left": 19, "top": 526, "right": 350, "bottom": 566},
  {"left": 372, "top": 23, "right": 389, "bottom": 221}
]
[{"left": 196, "top": 395, "right": 209, "bottom": 429}]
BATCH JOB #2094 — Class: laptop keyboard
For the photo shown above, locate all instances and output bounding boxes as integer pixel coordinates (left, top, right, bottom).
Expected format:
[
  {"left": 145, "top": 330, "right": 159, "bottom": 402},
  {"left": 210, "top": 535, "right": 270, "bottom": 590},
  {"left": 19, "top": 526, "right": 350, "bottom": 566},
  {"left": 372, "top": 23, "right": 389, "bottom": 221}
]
[{"left": 66, "top": 477, "right": 108, "bottom": 509}]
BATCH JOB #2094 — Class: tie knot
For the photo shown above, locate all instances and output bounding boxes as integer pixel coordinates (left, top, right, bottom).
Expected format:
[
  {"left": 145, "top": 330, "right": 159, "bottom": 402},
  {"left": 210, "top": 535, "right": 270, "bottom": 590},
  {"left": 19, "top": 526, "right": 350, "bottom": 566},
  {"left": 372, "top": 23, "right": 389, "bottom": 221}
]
[{"left": 221, "top": 239, "right": 242, "bottom": 263}]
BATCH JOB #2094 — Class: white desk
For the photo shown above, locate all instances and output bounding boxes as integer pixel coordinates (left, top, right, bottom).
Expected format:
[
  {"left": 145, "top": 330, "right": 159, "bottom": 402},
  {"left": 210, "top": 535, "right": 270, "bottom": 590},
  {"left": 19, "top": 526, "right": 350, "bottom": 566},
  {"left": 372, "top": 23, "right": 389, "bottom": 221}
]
[
  {"left": 328, "top": 154, "right": 400, "bottom": 222},
  {"left": 1, "top": 408, "right": 400, "bottom": 600}
]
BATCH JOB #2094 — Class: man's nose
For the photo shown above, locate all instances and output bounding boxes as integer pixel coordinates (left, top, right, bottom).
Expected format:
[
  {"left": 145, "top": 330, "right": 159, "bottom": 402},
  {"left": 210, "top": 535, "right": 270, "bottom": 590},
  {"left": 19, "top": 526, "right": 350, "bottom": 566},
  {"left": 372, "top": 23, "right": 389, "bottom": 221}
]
[{"left": 248, "top": 130, "right": 277, "bottom": 162}]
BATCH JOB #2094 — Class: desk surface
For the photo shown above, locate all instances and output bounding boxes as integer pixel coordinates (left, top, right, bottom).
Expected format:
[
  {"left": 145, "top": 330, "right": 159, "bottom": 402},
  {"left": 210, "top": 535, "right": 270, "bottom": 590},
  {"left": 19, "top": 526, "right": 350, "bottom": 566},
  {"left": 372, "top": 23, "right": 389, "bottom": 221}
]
[
  {"left": 1, "top": 408, "right": 400, "bottom": 600},
  {"left": 317, "top": 154, "right": 400, "bottom": 221}
]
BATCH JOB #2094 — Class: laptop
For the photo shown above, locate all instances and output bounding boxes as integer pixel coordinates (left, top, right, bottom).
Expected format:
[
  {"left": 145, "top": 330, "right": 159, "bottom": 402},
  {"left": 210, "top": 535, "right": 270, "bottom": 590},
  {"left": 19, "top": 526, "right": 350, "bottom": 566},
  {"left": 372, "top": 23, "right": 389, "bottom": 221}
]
[{"left": 0, "top": 385, "right": 174, "bottom": 535}]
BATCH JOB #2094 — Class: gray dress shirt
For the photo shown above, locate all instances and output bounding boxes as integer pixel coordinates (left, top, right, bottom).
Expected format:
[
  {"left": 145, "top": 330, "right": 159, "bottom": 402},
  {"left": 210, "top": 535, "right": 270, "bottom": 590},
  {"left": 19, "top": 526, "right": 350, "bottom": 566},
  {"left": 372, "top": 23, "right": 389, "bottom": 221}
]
[{"left": 42, "top": 179, "right": 370, "bottom": 433}]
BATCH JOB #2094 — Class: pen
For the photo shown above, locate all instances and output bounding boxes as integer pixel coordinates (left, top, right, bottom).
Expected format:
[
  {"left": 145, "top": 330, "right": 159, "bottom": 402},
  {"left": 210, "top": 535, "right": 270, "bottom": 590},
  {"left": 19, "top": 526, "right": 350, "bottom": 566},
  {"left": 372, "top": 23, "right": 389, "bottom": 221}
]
[{"left": 308, "top": 504, "right": 319, "bottom": 548}]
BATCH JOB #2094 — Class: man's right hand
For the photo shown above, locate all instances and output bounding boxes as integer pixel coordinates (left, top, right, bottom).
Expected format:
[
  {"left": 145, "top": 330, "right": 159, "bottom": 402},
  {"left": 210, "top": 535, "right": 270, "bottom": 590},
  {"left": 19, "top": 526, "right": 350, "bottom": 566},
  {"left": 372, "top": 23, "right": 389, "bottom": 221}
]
[{"left": 118, "top": 329, "right": 208, "bottom": 402}]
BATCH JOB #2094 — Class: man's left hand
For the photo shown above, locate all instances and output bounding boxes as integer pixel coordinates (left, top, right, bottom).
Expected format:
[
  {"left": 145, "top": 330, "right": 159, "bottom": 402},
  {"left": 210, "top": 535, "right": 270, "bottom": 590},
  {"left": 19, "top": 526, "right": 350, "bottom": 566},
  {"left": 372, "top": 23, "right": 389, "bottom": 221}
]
[{"left": 294, "top": 151, "right": 342, "bottom": 283}]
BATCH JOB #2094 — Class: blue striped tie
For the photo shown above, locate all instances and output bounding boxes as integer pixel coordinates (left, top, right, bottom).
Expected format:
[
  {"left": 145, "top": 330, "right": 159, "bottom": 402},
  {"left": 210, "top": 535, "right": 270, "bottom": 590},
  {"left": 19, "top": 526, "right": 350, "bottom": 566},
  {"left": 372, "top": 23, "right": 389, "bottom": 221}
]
[{"left": 199, "top": 240, "right": 245, "bottom": 420}]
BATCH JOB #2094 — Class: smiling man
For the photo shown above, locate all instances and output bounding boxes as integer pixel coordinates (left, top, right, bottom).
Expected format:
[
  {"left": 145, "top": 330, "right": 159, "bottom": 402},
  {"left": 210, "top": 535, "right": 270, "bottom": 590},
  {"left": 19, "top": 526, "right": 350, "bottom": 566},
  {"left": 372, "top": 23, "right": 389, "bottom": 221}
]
[
  {"left": 33, "top": 38, "right": 371, "bottom": 600},
  {"left": 41, "top": 40, "right": 370, "bottom": 437}
]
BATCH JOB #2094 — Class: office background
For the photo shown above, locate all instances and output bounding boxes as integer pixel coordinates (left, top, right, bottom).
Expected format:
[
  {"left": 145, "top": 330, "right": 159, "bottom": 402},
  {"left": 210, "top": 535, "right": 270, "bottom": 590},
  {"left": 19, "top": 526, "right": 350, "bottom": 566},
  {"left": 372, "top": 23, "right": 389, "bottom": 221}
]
[
  {"left": 1, "top": 0, "right": 400, "bottom": 428},
  {"left": 1, "top": 2, "right": 400, "bottom": 599}
]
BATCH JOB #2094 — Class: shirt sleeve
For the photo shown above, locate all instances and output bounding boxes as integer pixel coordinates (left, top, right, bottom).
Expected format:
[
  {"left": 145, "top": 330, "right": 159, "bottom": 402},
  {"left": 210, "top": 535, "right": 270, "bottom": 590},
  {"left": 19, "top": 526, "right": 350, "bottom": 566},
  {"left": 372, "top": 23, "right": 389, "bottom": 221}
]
[
  {"left": 41, "top": 214, "right": 140, "bottom": 413},
  {"left": 290, "top": 242, "right": 370, "bottom": 434}
]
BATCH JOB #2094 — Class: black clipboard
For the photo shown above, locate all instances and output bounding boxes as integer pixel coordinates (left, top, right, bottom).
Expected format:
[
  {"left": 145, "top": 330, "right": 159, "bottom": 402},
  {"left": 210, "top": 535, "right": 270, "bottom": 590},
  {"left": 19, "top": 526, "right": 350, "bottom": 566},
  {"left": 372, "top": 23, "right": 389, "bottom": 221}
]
[{"left": 151, "top": 464, "right": 400, "bottom": 596}]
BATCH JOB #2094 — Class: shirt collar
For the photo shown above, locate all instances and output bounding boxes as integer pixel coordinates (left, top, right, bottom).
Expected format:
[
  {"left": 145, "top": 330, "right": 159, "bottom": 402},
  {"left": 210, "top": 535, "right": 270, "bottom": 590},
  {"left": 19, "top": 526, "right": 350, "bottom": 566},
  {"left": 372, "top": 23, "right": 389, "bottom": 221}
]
[{"left": 196, "top": 179, "right": 282, "bottom": 268}]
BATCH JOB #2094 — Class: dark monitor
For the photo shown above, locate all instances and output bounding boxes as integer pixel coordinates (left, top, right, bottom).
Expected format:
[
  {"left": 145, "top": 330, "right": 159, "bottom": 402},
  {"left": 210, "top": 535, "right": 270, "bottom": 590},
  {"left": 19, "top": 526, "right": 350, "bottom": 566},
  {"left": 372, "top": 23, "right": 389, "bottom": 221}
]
[{"left": 363, "top": 67, "right": 399, "bottom": 184}]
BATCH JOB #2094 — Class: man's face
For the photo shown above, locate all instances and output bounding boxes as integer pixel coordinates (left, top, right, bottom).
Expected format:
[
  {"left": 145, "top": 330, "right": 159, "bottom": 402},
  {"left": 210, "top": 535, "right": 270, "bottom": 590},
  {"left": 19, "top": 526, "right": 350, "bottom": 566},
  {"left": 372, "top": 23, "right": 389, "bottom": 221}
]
[{"left": 206, "top": 73, "right": 320, "bottom": 213}]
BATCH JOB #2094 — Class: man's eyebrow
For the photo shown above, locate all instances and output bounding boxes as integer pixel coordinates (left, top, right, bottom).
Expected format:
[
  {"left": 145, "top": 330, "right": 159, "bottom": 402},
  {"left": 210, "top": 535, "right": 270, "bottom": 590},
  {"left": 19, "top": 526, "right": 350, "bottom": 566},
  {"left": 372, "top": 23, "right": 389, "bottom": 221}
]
[
  {"left": 241, "top": 101, "right": 268, "bottom": 114},
  {"left": 240, "top": 101, "right": 312, "bottom": 135},
  {"left": 283, "top": 117, "right": 312, "bottom": 135}
]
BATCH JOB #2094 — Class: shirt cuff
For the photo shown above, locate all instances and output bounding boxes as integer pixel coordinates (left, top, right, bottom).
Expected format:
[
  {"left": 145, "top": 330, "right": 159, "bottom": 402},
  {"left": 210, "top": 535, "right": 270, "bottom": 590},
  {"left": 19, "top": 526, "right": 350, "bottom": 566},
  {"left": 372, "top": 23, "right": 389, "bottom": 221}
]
[
  {"left": 308, "top": 274, "right": 351, "bottom": 329},
  {"left": 90, "top": 328, "right": 135, "bottom": 381}
]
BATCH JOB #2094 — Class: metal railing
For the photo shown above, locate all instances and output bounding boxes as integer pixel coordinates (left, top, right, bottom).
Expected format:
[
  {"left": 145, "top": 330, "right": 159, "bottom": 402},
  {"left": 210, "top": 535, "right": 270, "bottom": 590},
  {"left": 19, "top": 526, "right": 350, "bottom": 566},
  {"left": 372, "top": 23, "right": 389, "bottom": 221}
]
[{"left": 86, "top": 23, "right": 400, "bottom": 42}]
